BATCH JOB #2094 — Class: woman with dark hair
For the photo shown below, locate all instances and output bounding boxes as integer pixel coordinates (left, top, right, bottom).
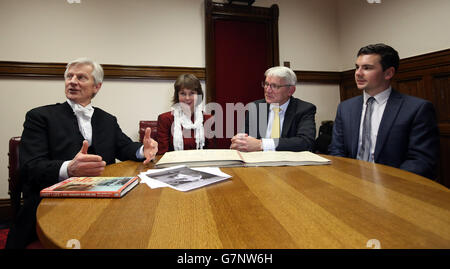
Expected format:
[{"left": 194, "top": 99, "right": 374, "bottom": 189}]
[{"left": 156, "top": 74, "right": 214, "bottom": 154}]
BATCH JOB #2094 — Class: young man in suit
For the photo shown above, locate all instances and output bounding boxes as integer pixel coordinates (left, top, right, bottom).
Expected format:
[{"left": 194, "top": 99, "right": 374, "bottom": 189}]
[
  {"left": 328, "top": 44, "right": 439, "bottom": 179},
  {"left": 6, "top": 58, "right": 158, "bottom": 248},
  {"left": 230, "top": 66, "right": 316, "bottom": 152}
]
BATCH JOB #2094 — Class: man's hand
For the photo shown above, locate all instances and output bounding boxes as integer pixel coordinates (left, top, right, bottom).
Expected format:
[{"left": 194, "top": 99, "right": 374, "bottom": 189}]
[
  {"left": 143, "top": 127, "right": 158, "bottom": 164},
  {"left": 230, "top": 133, "right": 262, "bottom": 152},
  {"left": 67, "top": 140, "right": 106, "bottom": 177}
]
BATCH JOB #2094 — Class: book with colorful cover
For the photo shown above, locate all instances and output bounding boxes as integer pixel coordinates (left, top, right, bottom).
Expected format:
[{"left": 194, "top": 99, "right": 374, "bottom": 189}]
[{"left": 40, "top": 176, "right": 139, "bottom": 198}]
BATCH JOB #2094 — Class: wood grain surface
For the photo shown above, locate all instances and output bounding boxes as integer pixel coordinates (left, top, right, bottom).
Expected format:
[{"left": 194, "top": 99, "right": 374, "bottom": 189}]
[{"left": 36, "top": 155, "right": 450, "bottom": 249}]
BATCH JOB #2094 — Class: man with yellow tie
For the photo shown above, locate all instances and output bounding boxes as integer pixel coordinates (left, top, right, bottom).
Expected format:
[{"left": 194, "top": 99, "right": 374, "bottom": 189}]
[{"left": 231, "top": 66, "right": 316, "bottom": 152}]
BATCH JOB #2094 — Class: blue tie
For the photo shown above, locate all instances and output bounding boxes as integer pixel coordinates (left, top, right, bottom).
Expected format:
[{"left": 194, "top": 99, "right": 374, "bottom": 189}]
[{"left": 358, "top": 97, "right": 375, "bottom": 162}]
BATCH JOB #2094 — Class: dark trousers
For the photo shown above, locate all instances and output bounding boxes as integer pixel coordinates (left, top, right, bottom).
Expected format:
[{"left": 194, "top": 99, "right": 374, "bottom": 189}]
[{"left": 5, "top": 195, "right": 40, "bottom": 249}]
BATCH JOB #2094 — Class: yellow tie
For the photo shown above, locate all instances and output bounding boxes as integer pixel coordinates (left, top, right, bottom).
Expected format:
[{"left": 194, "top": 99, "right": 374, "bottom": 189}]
[{"left": 271, "top": 107, "right": 281, "bottom": 138}]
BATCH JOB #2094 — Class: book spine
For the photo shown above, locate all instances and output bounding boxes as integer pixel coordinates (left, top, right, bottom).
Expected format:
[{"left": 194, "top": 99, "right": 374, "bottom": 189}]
[{"left": 40, "top": 191, "right": 117, "bottom": 198}]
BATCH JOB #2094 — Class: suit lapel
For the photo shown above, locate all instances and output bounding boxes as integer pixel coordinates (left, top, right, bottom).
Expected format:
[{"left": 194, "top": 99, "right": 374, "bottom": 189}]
[
  {"left": 281, "top": 97, "right": 295, "bottom": 137},
  {"left": 90, "top": 107, "right": 99, "bottom": 147},
  {"left": 350, "top": 96, "right": 364, "bottom": 157},
  {"left": 61, "top": 101, "right": 82, "bottom": 139},
  {"left": 60, "top": 101, "right": 85, "bottom": 153},
  {"left": 374, "top": 90, "right": 403, "bottom": 161},
  {"left": 257, "top": 102, "right": 269, "bottom": 138}
]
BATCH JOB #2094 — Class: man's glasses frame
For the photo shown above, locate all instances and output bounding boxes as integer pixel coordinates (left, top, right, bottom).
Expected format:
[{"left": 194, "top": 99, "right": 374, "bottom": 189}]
[{"left": 261, "top": 81, "right": 293, "bottom": 90}]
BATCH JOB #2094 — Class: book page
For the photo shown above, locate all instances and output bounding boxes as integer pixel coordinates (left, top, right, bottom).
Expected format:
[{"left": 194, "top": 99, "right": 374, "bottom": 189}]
[
  {"left": 240, "top": 151, "right": 330, "bottom": 164},
  {"left": 156, "top": 149, "right": 243, "bottom": 165},
  {"left": 141, "top": 165, "right": 231, "bottom": 192}
]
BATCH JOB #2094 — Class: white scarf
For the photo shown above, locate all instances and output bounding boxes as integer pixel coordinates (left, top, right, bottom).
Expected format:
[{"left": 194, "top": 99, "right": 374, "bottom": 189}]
[
  {"left": 67, "top": 99, "right": 94, "bottom": 146},
  {"left": 172, "top": 103, "right": 205, "bottom": 151}
]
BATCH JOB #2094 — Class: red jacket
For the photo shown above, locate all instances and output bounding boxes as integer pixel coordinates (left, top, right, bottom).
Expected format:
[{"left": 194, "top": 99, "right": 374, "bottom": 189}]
[{"left": 156, "top": 111, "right": 215, "bottom": 155}]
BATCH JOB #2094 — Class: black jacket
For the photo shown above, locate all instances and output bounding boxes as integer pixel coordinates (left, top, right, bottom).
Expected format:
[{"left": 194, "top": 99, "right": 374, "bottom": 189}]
[
  {"left": 244, "top": 97, "right": 316, "bottom": 152},
  {"left": 7, "top": 102, "right": 142, "bottom": 248}
]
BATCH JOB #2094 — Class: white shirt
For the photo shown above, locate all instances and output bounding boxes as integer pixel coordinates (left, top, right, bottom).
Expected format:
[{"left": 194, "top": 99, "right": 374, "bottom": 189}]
[
  {"left": 262, "top": 99, "right": 290, "bottom": 151},
  {"left": 67, "top": 99, "right": 94, "bottom": 145},
  {"left": 59, "top": 100, "right": 144, "bottom": 181},
  {"left": 357, "top": 87, "right": 391, "bottom": 162}
]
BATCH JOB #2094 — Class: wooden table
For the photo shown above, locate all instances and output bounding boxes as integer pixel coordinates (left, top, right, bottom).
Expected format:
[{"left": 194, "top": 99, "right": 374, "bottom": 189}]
[{"left": 36, "top": 155, "right": 450, "bottom": 249}]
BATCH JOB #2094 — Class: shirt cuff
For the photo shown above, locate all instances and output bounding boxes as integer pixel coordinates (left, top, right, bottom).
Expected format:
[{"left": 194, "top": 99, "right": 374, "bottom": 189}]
[
  {"left": 136, "top": 145, "right": 145, "bottom": 159},
  {"left": 261, "top": 138, "right": 276, "bottom": 151},
  {"left": 59, "top": 161, "right": 70, "bottom": 181}
]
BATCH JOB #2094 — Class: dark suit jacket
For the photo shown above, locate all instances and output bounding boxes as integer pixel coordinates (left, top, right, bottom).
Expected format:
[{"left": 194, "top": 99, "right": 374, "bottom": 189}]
[
  {"left": 156, "top": 111, "right": 215, "bottom": 155},
  {"left": 7, "top": 102, "right": 142, "bottom": 248},
  {"left": 244, "top": 97, "right": 316, "bottom": 152},
  {"left": 328, "top": 89, "right": 439, "bottom": 180}
]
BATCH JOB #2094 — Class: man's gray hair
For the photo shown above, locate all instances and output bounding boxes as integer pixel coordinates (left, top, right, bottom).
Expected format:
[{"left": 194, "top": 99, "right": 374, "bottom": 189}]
[
  {"left": 264, "top": 66, "right": 297, "bottom": 86},
  {"left": 65, "top": 57, "right": 104, "bottom": 85}
]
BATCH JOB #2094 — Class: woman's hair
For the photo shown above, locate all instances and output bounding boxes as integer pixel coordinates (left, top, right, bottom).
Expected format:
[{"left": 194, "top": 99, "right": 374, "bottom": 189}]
[{"left": 172, "top": 74, "right": 203, "bottom": 105}]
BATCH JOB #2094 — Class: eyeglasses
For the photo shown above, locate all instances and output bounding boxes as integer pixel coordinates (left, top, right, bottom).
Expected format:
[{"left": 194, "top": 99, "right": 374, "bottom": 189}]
[{"left": 261, "top": 81, "right": 293, "bottom": 90}]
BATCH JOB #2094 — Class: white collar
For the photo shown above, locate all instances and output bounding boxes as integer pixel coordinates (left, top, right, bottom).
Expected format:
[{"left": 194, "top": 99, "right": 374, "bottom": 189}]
[
  {"left": 67, "top": 99, "right": 94, "bottom": 118},
  {"left": 269, "top": 98, "right": 290, "bottom": 113},
  {"left": 363, "top": 87, "right": 391, "bottom": 105}
]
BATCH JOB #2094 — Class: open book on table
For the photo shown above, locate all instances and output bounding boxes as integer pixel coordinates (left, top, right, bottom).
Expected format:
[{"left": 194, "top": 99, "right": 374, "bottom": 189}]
[{"left": 155, "top": 149, "right": 331, "bottom": 168}]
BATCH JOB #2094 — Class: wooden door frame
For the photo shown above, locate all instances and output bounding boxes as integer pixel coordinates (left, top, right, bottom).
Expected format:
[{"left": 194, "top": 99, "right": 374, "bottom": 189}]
[{"left": 204, "top": 0, "right": 279, "bottom": 103}]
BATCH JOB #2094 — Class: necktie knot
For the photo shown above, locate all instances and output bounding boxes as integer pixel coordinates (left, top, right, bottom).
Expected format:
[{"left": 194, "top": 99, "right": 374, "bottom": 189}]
[
  {"left": 73, "top": 104, "right": 94, "bottom": 120},
  {"left": 367, "top": 96, "right": 375, "bottom": 105}
]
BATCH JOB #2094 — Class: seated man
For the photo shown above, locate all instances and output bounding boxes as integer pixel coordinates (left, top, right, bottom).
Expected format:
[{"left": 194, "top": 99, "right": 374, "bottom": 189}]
[
  {"left": 6, "top": 58, "right": 158, "bottom": 248},
  {"left": 231, "top": 66, "right": 316, "bottom": 152},
  {"left": 328, "top": 44, "right": 439, "bottom": 179}
]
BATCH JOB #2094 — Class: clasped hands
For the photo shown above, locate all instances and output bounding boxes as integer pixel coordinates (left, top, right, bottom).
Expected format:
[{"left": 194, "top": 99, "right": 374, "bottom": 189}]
[
  {"left": 230, "top": 133, "right": 262, "bottom": 152},
  {"left": 67, "top": 127, "right": 158, "bottom": 177}
]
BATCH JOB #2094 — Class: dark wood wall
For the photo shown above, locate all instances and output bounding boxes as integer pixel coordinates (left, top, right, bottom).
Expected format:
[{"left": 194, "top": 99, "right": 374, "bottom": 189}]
[{"left": 340, "top": 49, "right": 450, "bottom": 188}]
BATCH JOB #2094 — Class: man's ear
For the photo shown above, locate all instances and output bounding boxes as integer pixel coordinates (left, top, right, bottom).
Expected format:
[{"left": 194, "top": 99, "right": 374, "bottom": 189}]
[
  {"left": 94, "top": 82, "right": 102, "bottom": 93},
  {"left": 384, "top": 67, "right": 395, "bottom": 80},
  {"left": 91, "top": 82, "right": 102, "bottom": 98},
  {"left": 288, "top": 85, "right": 296, "bottom": 96}
]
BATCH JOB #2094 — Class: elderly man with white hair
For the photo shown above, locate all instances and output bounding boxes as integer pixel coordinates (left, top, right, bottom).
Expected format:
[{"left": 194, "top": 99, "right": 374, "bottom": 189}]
[
  {"left": 6, "top": 58, "right": 158, "bottom": 248},
  {"left": 231, "top": 66, "right": 316, "bottom": 152}
]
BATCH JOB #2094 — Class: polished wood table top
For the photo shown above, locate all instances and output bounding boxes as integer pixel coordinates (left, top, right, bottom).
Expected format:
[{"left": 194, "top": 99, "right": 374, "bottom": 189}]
[{"left": 36, "top": 155, "right": 450, "bottom": 249}]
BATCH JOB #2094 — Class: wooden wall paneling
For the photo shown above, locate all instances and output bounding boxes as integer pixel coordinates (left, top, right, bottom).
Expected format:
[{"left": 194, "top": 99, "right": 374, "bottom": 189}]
[
  {"left": 393, "top": 76, "right": 426, "bottom": 99},
  {"left": 339, "top": 70, "right": 359, "bottom": 101},
  {"left": 432, "top": 72, "right": 450, "bottom": 187},
  {"left": 438, "top": 136, "right": 450, "bottom": 187},
  {"left": 433, "top": 73, "right": 450, "bottom": 124},
  {"left": 0, "top": 61, "right": 342, "bottom": 84},
  {"left": 0, "top": 61, "right": 206, "bottom": 80}
]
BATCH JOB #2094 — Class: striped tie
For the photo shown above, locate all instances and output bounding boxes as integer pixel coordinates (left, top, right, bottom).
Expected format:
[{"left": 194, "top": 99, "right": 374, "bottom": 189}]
[{"left": 358, "top": 97, "right": 375, "bottom": 162}]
